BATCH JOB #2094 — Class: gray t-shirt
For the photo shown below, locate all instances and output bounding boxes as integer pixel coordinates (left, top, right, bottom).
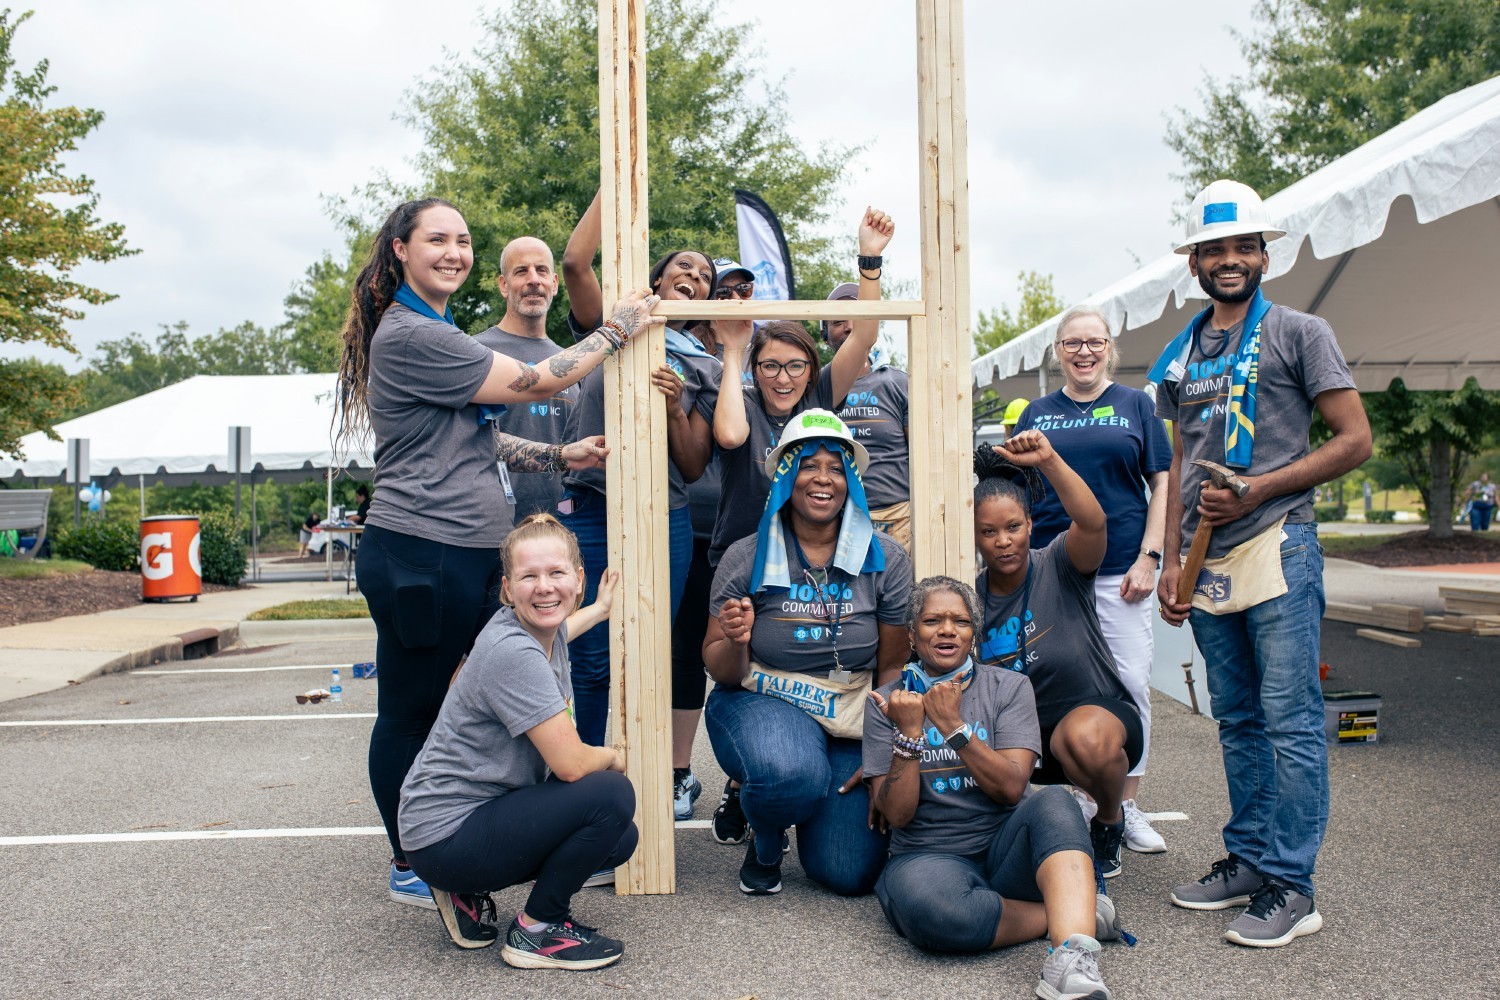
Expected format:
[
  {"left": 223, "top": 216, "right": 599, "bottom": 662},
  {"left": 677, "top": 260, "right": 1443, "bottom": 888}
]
[
  {"left": 398, "top": 607, "right": 572, "bottom": 851},
  {"left": 1155, "top": 303, "right": 1355, "bottom": 558},
  {"left": 474, "top": 326, "right": 577, "bottom": 519},
  {"left": 863, "top": 665, "right": 1041, "bottom": 856},
  {"left": 711, "top": 531, "right": 911, "bottom": 675},
  {"left": 561, "top": 312, "right": 719, "bottom": 510},
  {"left": 365, "top": 303, "right": 503, "bottom": 547},
  {"left": 975, "top": 533, "right": 1129, "bottom": 729},
  {"left": 709, "top": 377, "right": 836, "bottom": 566},
  {"left": 836, "top": 366, "right": 909, "bottom": 508}
]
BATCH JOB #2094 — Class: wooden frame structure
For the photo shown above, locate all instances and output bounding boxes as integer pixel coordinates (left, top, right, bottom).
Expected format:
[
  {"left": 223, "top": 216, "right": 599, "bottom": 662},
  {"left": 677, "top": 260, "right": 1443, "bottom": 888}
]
[{"left": 598, "top": 0, "right": 972, "bottom": 895}]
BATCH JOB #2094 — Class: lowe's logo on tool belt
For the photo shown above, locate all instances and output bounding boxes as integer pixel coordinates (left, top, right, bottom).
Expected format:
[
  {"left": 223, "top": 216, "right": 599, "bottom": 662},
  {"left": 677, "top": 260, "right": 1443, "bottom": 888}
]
[
  {"left": 1194, "top": 569, "right": 1232, "bottom": 603},
  {"left": 754, "top": 674, "right": 841, "bottom": 719}
]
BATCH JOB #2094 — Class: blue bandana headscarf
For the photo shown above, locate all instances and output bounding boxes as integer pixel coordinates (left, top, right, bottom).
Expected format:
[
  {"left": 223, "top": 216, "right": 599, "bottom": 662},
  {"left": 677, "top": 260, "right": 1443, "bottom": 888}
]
[
  {"left": 748, "top": 439, "right": 885, "bottom": 593},
  {"left": 393, "top": 283, "right": 507, "bottom": 426},
  {"left": 1147, "top": 288, "right": 1272, "bottom": 469},
  {"left": 901, "top": 656, "right": 975, "bottom": 693}
]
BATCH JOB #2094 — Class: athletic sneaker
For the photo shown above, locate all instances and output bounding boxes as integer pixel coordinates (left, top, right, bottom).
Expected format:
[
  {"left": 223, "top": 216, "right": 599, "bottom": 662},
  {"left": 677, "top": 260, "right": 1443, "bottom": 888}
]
[
  {"left": 431, "top": 887, "right": 498, "bottom": 949},
  {"left": 389, "top": 863, "right": 437, "bottom": 910},
  {"left": 673, "top": 769, "right": 703, "bottom": 821},
  {"left": 1122, "top": 799, "right": 1166, "bottom": 853},
  {"left": 1094, "top": 893, "right": 1122, "bottom": 943},
  {"left": 1068, "top": 786, "right": 1098, "bottom": 824},
  {"left": 500, "top": 916, "right": 624, "bottom": 971},
  {"left": 582, "top": 867, "right": 616, "bottom": 888},
  {"left": 1036, "top": 933, "right": 1109, "bottom": 1000},
  {"left": 712, "top": 780, "right": 748, "bottom": 844},
  {"left": 1223, "top": 878, "right": 1322, "bottom": 948},
  {"left": 1090, "top": 818, "right": 1124, "bottom": 881},
  {"left": 1170, "top": 855, "right": 1262, "bottom": 910},
  {"left": 738, "top": 839, "right": 783, "bottom": 895}
]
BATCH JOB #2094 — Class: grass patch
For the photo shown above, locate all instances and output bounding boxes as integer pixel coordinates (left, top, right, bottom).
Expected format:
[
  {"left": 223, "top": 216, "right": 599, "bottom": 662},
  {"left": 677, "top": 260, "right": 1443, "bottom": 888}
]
[
  {"left": 1318, "top": 534, "right": 1418, "bottom": 556},
  {"left": 0, "top": 558, "right": 94, "bottom": 580},
  {"left": 247, "top": 598, "right": 371, "bottom": 621}
]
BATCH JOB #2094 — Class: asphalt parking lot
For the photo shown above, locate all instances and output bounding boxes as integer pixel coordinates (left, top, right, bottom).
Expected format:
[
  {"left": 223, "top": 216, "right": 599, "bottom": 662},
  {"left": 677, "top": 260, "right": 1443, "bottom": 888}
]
[{"left": 2, "top": 623, "right": 1495, "bottom": 999}]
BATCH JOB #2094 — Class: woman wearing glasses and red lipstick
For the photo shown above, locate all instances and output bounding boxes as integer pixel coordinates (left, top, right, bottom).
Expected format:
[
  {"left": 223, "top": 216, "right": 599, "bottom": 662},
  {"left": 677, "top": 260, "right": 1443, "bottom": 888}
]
[{"left": 702, "top": 410, "right": 911, "bottom": 899}]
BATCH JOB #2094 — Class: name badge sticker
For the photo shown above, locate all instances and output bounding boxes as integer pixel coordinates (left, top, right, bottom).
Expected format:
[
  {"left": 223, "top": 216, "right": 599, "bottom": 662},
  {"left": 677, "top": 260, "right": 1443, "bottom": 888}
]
[{"left": 1092, "top": 405, "right": 1115, "bottom": 418}]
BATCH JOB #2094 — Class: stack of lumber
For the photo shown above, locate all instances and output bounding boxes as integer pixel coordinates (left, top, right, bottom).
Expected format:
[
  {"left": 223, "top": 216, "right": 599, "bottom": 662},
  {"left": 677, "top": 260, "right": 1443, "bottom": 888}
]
[
  {"left": 1325, "top": 601, "right": 1425, "bottom": 633},
  {"left": 1440, "top": 586, "right": 1500, "bottom": 635}
]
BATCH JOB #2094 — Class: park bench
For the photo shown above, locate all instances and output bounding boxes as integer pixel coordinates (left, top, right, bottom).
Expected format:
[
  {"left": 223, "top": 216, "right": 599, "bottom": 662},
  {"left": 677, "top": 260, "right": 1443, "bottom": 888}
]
[{"left": 0, "top": 489, "right": 52, "bottom": 560}]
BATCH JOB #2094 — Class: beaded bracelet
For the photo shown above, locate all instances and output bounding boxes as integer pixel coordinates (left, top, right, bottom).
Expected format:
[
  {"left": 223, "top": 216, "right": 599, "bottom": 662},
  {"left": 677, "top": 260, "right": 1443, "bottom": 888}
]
[
  {"left": 891, "top": 732, "right": 925, "bottom": 758},
  {"left": 544, "top": 444, "right": 566, "bottom": 473},
  {"left": 891, "top": 743, "right": 922, "bottom": 762}
]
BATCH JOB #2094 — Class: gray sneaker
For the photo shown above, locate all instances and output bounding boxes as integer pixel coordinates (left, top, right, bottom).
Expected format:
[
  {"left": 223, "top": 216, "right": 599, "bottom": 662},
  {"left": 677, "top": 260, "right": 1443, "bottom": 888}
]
[
  {"left": 1036, "top": 933, "right": 1109, "bottom": 1000},
  {"left": 1094, "top": 893, "right": 1121, "bottom": 943},
  {"left": 1170, "top": 855, "right": 1261, "bottom": 910},
  {"left": 1224, "top": 878, "right": 1322, "bottom": 948}
]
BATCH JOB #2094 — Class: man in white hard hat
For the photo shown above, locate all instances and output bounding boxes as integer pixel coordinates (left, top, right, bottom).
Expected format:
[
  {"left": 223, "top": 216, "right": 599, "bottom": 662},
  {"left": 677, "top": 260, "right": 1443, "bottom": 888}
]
[
  {"left": 823, "top": 281, "right": 911, "bottom": 552},
  {"left": 1152, "top": 179, "right": 1371, "bottom": 948}
]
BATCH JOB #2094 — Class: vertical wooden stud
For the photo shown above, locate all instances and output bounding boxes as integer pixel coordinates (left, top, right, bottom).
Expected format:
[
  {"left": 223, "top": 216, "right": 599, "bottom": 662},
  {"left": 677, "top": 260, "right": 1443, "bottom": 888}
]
[{"left": 598, "top": 0, "right": 675, "bottom": 895}]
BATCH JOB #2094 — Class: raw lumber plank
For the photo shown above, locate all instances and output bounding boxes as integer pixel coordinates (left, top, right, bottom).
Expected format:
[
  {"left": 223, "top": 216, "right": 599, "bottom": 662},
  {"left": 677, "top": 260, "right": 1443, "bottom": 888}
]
[
  {"left": 1427, "top": 622, "right": 1475, "bottom": 633},
  {"left": 1356, "top": 628, "right": 1422, "bottom": 648},
  {"left": 1325, "top": 601, "right": 1423, "bottom": 633}
]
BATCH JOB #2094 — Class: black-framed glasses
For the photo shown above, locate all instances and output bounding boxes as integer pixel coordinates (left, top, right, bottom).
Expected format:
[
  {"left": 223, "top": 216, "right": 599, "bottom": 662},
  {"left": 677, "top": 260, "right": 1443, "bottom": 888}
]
[
  {"left": 1058, "top": 338, "right": 1108, "bottom": 354},
  {"left": 755, "top": 359, "right": 810, "bottom": 378},
  {"left": 713, "top": 282, "right": 754, "bottom": 299}
]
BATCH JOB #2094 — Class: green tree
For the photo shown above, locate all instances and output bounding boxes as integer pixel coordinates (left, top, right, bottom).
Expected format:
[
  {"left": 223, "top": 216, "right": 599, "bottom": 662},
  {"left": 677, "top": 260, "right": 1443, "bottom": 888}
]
[
  {"left": 972, "top": 271, "right": 1066, "bottom": 419},
  {"left": 1166, "top": 0, "right": 1500, "bottom": 203},
  {"left": 0, "top": 8, "right": 134, "bottom": 457},
  {"left": 71, "top": 320, "right": 300, "bottom": 417},
  {"left": 281, "top": 251, "right": 357, "bottom": 373},
  {"left": 301, "top": 0, "right": 852, "bottom": 347},
  {"left": 1364, "top": 378, "right": 1500, "bottom": 538}
]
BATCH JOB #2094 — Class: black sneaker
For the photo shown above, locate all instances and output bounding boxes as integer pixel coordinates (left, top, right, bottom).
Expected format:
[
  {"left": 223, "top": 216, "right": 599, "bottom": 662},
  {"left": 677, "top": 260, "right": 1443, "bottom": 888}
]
[
  {"left": 738, "top": 839, "right": 782, "bottom": 895},
  {"left": 431, "top": 888, "right": 498, "bottom": 949},
  {"left": 500, "top": 916, "right": 624, "bottom": 970},
  {"left": 1090, "top": 817, "right": 1125, "bottom": 883},
  {"left": 712, "top": 780, "right": 748, "bottom": 845}
]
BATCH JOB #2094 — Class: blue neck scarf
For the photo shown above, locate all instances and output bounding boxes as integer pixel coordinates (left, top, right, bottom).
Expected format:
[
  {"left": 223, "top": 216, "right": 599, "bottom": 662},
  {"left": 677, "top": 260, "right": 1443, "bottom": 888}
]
[
  {"left": 1147, "top": 288, "right": 1272, "bottom": 469},
  {"left": 748, "top": 440, "right": 885, "bottom": 593},
  {"left": 665, "top": 326, "right": 716, "bottom": 362},
  {"left": 394, "top": 284, "right": 507, "bottom": 426},
  {"left": 901, "top": 656, "right": 974, "bottom": 693}
]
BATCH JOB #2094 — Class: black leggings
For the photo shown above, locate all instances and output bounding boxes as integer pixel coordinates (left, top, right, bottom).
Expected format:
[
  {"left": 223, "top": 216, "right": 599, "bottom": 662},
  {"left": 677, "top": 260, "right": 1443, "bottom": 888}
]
[
  {"left": 405, "top": 772, "right": 639, "bottom": 924},
  {"left": 669, "top": 538, "right": 714, "bottom": 712},
  {"left": 358, "top": 524, "right": 502, "bottom": 863}
]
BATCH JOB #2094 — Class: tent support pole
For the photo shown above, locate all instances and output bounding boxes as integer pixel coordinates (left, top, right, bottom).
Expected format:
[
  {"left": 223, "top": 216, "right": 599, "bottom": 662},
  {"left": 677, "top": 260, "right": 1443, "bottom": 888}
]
[{"left": 1307, "top": 249, "right": 1355, "bottom": 315}]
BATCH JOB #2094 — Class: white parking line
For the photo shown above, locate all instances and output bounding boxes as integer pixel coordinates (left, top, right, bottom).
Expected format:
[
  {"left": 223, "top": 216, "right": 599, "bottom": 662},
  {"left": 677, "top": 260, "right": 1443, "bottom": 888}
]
[
  {"left": 3, "top": 819, "right": 717, "bottom": 846},
  {"left": 134, "top": 664, "right": 351, "bottom": 675},
  {"left": 0, "top": 713, "right": 376, "bottom": 727},
  {"left": 1144, "top": 811, "right": 1188, "bottom": 822}
]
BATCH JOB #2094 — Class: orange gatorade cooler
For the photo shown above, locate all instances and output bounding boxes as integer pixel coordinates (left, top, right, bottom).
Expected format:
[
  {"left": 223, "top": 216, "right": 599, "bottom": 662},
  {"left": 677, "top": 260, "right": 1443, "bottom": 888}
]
[{"left": 140, "top": 515, "right": 202, "bottom": 601}]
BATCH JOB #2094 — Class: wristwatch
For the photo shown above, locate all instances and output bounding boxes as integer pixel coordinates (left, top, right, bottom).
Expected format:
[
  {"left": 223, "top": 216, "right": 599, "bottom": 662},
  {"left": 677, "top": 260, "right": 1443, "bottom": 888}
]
[
  {"left": 944, "top": 723, "right": 974, "bottom": 751},
  {"left": 1141, "top": 548, "right": 1162, "bottom": 564}
]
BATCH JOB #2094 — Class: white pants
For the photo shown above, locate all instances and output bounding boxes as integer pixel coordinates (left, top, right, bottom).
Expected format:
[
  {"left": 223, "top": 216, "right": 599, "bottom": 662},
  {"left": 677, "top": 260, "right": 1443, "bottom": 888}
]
[{"left": 1094, "top": 573, "right": 1153, "bottom": 778}]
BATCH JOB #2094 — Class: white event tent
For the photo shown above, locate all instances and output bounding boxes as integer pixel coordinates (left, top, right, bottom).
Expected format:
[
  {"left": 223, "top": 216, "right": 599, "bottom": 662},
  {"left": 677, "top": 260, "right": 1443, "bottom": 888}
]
[
  {"left": 0, "top": 374, "right": 373, "bottom": 486},
  {"left": 972, "top": 74, "right": 1500, "bottom": 403}
]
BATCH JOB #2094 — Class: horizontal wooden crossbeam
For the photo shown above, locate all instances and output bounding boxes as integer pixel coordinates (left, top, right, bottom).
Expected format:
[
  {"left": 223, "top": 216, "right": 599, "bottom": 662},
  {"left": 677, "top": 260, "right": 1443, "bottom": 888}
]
[{"left": 653, "top": 300, "right": 926, "bottom": 321}]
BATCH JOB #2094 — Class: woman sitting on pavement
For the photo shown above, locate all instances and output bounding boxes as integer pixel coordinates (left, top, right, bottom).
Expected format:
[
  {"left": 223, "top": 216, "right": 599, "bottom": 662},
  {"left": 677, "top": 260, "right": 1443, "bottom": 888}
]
[
  {"left": 702, "top": 409, "right": 911, "bottom": 897},
  {"left": 398, "top": 514, "right": 635, "bottom": 971},
  {"left": 865, "top": 576, "right": 1125, "bottom": 999},
  {"left": 972, "top": 432, "right": 1144, "bottom": 884}
]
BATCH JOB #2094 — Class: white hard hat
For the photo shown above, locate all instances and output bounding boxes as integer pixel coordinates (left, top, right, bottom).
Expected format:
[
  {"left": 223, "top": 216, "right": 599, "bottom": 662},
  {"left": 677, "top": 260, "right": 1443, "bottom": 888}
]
[
  {"left": 764, "top": 408, "right": 870, "bottom": 480},
  {"left": 1175, "top": 179, "right": 1286, "bottom": 255}
]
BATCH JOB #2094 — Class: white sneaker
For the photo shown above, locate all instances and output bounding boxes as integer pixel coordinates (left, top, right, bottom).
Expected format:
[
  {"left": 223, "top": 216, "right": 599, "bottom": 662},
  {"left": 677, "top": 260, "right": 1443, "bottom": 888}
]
[
  {"left": 1122, "top": 799, "right": 1166, "bottom": 853},
  {"left": 1067, "top": 786, "right": 1098, "bottom": 824},
  {"left": 1036, "top": 933, "right": 1109, "bottom": 1000}
]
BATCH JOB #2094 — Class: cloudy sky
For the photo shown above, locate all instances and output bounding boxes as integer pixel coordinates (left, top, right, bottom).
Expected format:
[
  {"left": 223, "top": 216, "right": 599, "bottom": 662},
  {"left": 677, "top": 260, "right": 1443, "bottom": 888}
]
[{"left": 10, "top": 1, "right": 1255, "bottom": 370}]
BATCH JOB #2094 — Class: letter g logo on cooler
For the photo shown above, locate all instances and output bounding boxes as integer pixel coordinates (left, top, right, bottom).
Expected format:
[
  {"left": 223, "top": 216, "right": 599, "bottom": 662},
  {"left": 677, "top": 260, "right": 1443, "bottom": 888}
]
[{"left": 141, "top": 532, "right": 173, "bottom": 581}]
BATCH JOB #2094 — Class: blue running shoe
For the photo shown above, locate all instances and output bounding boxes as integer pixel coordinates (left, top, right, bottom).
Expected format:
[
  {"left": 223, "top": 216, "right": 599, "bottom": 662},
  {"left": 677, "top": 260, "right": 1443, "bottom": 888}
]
[
  {"left": 673, "top": 769, "right": 703, "bottom": 821},
  {"left": 390, "top": 863, "right": 437, "bottom": 910}
]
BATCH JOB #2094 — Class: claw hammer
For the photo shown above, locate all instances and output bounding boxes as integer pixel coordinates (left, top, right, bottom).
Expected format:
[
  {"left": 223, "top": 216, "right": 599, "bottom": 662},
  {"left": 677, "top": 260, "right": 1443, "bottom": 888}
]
[{"left": 1176, "top": 459, "right": 1250, "bottom": 606}]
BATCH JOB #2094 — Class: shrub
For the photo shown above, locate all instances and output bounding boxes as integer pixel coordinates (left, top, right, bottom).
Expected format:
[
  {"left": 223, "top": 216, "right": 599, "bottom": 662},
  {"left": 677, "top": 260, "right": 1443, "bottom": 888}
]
[
  {"left": 196, "top": 511, "right": 247, "bottom": 586},
  {"left": 1364, "top": 509, "right": 1396, "bottom": 524},
  {"left": 1313, "top": 504, "right": 1347, "bottom": 523},
  {"left": 53, "top": 519, "right": 139, "bottom": 571}
]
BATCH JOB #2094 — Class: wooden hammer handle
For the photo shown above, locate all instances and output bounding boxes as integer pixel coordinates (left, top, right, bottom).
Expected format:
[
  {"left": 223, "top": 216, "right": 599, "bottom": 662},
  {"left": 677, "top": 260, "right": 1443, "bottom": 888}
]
[{"left": 1176, "top": 523, "right": 1213, "bottom": 606}]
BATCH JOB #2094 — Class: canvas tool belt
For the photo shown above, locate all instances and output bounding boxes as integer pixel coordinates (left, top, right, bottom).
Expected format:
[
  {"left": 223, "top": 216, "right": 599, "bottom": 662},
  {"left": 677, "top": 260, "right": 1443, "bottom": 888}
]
[
  {"left": 869, "top": 501, "right": 912, "bottom": 554},
  {"left": 741, "top": 661, "right": 872, "bottom": 740},
  {"left": 1188, "top": 516, "right": 1288, "bottom": 615}
]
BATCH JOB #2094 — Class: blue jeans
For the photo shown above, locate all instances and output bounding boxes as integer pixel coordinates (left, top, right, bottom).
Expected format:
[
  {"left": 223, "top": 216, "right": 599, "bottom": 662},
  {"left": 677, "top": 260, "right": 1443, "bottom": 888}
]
[
  {"left": 1190, "top": 521, "right": 1328, "bottom": 896},
  {"left": 1471, "top": 501, "right": 1494, "bottom": 532},
  {"left": 560, "top": 490, "right": 692, "bottom": 746},
  {"left": 704, "top": 684, "right": 889, "bottom": 896}
]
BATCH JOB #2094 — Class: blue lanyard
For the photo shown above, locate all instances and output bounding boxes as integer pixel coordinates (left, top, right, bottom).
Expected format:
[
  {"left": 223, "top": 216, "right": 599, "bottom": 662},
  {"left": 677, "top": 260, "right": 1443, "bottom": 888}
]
[{"left": 789, "top": 530, "right": 848, "bottom": 676}]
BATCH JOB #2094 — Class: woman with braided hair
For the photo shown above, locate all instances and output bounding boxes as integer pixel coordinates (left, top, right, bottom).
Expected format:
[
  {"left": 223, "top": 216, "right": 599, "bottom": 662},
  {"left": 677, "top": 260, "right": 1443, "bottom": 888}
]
[
  {"left": 972, "top": 431, "right": 1143, "bottom": 886},
  {"left": 335, "top": 197, "right": 661, "bottom": 908}
]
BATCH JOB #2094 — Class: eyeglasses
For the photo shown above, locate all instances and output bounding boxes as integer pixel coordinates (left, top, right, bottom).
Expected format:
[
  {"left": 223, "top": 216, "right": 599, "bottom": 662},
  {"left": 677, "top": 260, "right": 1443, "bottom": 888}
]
[
  {"left": 755, "top": 359, "right": 810, "bottom": 378},
  {"left": 1058, "top": 338, "right": 1108, "bottom": 354},
  {"left": 713, "top": 282, "right": 754, "bottom": 299}
]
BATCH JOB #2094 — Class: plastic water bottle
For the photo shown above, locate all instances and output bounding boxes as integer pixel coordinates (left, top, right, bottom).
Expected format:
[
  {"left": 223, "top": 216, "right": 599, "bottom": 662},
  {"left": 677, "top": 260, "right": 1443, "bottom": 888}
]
[{"left": 330, "top": 667, "right": 343, "bottom": 704}]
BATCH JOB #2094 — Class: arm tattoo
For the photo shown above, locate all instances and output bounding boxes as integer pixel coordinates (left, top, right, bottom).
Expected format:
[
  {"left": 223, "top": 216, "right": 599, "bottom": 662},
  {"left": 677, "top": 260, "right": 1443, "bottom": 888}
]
[
  {"left": 547, "top": 336, "right": 607, "bottom": 379},
  {"left": 507, "top": 362, "right": 541, "bottom": 393},
  {"left": 610, "top": 304, "right": 642, "bottom": 339},
  {"left": 494, "top": 432, "right": 564, "bottom": 473}
]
